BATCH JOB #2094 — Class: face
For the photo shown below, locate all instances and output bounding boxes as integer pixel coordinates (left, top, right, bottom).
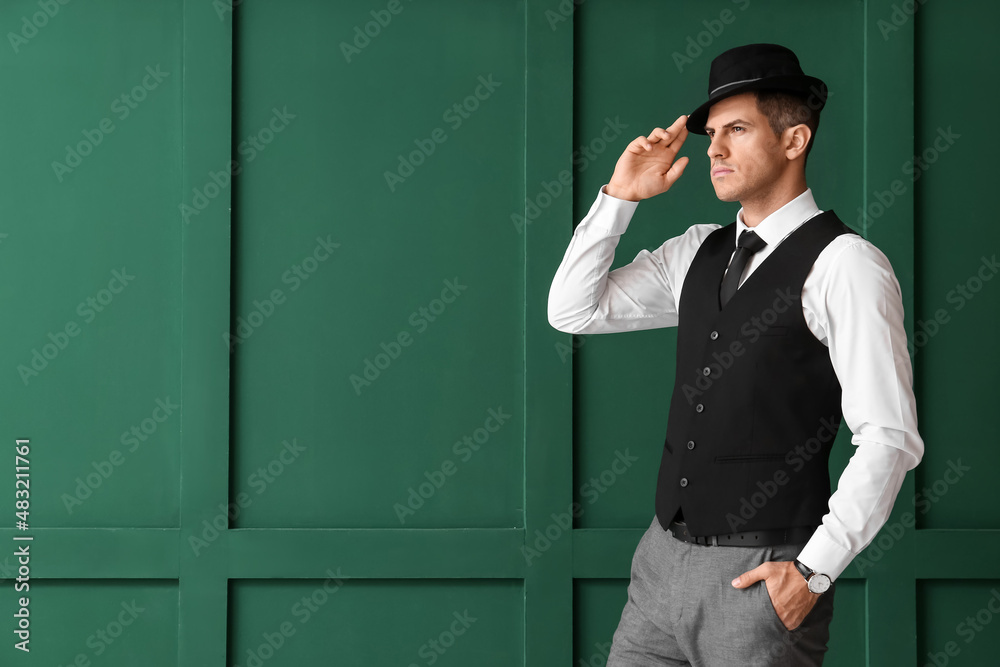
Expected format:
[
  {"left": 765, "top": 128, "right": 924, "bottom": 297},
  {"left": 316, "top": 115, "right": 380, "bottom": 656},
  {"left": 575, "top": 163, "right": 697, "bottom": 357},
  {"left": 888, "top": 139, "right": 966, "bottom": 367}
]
[{"left": 704, "top": 92, "right": 786, "bottom": 203}]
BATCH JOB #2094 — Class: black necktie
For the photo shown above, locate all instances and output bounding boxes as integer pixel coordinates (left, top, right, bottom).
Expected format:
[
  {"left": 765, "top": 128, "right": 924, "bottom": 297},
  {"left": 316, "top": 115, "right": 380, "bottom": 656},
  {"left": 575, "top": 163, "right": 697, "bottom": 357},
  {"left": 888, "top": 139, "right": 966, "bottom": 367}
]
[{"left": 720, "top": 229, "right": 767, "bottom": 308}]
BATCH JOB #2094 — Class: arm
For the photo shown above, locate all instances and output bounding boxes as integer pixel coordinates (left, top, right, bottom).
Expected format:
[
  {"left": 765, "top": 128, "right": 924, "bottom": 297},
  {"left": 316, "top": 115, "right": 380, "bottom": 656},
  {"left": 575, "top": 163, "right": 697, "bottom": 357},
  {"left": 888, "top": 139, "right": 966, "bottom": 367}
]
[
  {"left": 795, "top": 238, "right": 925, "bottom": 581},
  {"left": 547, "top": 185, "right": 719, "bottom": 334},
  {"left": 547, "top": 115, "right": 697, "bottom": 334}
]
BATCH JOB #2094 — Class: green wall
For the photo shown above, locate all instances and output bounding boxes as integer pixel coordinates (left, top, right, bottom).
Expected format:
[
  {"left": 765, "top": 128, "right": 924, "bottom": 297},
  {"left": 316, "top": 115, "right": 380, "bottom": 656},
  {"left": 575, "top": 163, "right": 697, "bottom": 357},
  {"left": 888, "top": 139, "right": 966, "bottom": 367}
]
[{"left": 0, "top": 1, "right": 995, "bottom": 665}]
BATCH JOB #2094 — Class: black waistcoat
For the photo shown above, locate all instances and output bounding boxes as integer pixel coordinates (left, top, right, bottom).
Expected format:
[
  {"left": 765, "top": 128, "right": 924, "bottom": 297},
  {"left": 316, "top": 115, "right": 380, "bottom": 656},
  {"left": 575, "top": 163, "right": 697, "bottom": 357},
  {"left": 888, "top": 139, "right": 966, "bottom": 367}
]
[{"left": 654, "top": 210, "right": 855, "bottom": 535}]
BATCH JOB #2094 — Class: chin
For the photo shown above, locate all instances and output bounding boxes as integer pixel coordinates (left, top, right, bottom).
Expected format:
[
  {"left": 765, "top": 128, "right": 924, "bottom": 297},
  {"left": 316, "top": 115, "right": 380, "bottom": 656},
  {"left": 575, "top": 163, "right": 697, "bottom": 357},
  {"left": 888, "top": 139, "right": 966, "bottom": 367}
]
[{"left": 712, "top": 186, "right": 739, "bottom": 203}]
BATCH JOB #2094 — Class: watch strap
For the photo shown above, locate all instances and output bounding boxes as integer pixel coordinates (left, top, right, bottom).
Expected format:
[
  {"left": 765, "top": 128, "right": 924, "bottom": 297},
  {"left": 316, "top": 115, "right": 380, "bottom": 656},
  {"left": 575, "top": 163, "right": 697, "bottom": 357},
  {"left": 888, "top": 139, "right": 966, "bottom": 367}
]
[{"left": 793, "top": 558, "right": 813, "bottom": 581}]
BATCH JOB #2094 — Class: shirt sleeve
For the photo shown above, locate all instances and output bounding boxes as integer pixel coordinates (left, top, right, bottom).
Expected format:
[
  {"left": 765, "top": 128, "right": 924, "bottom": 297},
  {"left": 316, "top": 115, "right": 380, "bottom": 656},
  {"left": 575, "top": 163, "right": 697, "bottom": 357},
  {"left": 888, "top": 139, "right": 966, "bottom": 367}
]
[
  {"left": 547, "top": 184, "right": 719, "bottom": 334},
  {"left": 795, "top": 238, "right": 925, "bottom": 581}
]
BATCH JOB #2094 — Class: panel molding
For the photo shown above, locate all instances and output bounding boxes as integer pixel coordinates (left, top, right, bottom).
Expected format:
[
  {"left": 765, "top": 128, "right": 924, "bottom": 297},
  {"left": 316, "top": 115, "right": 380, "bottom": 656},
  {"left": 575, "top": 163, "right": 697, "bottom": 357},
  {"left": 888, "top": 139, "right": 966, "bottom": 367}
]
[
  {"left": 524, "top": 0, "right": 576, "bottom": 664},
  {"left": 177, "top": 0, "right": 234, "bottom": 664},
  {"left": 862, "top": 0, "right": 916, "bottom": 664}
]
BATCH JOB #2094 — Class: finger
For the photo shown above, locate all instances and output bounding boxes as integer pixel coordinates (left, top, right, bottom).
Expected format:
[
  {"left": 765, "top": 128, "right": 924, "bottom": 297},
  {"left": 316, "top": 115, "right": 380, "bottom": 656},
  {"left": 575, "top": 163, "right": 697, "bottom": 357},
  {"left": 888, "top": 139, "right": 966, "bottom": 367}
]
[
  {"left": 623, "top": 137, "right": 645, "bottom": 154},
  {"left": 668, "top": 114, "right": 688, "bottom": 134},
  {"left": 651, "top": 126, "right": 681, "bottom": 148},
  {"left": 647, "top": 127, "right": 667, "bottom": 144},
  {"left": 626, "top": 135, "right": 654, "bottom": 152},
  {"left": 666, "top": 126, "right": 689, "bottom": 151},
  {"left": 668, "top": 127, "right": 688, "bottom": 151},
  {"left": 732, "top": 562, "right": 767, "bottom": 587},
  {"left": 663, "top": 156, "right": 689, "bottom": 188},
  {"left": 653, "top": 116, "right": 686, "bottom": 142},
  {"left": 662, "top": 115, "right": 688, "bottom": 147}
]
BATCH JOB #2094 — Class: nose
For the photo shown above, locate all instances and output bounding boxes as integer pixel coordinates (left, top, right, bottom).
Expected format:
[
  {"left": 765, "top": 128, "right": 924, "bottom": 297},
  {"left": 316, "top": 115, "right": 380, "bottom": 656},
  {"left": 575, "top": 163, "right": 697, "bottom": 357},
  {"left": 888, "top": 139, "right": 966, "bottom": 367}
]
[{"left": 707, "top": 133, "right": 726, "bottom": 160}]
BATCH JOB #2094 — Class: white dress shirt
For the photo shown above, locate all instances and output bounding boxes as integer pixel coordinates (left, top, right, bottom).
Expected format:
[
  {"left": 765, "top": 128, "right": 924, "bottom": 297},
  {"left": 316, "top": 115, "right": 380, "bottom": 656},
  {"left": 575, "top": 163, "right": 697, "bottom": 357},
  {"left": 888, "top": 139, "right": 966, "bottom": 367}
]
[{"left": 547, "top": 184, "right": 924, "bottom": 582}]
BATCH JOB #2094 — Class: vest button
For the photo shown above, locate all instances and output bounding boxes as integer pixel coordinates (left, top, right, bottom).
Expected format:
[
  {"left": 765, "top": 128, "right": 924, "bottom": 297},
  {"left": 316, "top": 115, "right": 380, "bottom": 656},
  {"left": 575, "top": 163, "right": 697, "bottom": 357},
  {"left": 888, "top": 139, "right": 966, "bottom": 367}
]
[
  {"left": 695, "top": 403, "right": 704, "bottom": 413},
  {"left": 702, "top": 366, "right": 711, "bottom": 376},
  {"left": 687, "top": 440, "right": 695, "bottom": 450},
  {"left": 710, "top": 330, "right": 719, "bottom": 340},
  {"left": 679, "top": 477, "right": 689, "bottom": 487}
]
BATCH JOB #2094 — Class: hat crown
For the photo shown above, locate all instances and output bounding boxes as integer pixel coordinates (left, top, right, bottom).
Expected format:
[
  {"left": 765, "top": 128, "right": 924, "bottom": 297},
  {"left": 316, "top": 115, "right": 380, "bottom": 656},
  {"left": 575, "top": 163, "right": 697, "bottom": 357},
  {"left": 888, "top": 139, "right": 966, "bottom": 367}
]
[{"left": 708, "top": 43, "right": 806, "bottom": 97}]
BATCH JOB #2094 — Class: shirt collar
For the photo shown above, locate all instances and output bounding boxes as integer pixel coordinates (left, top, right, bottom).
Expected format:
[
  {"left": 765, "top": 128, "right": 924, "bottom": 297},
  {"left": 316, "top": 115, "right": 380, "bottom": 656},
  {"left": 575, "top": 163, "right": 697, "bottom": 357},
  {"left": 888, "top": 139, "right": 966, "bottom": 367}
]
[{"left": 735, "top": 188, "right": 821, "bottom": 248}]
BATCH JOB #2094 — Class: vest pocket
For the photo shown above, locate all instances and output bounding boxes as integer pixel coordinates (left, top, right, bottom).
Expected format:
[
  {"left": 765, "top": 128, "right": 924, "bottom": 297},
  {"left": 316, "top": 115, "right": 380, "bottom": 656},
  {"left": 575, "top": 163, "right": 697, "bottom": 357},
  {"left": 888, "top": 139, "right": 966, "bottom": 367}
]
[{"left": 714, "top": 453, "right": 788, "bottom": 463}]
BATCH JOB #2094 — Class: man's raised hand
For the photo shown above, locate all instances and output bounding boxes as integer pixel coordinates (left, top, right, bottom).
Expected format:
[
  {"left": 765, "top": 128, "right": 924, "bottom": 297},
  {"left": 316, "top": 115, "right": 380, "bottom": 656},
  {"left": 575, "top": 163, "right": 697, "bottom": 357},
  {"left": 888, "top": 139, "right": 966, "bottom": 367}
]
[{"left": 606, "top": 115, "right": 690, "bottom": 202}]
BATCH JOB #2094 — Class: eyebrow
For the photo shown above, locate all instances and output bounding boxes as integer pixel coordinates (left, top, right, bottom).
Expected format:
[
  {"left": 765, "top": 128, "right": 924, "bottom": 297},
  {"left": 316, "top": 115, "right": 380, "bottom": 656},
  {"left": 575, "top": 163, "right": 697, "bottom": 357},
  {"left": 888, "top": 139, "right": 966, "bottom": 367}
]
[{"left": 704, "top": 118, "right": 754, "bottom": 133}]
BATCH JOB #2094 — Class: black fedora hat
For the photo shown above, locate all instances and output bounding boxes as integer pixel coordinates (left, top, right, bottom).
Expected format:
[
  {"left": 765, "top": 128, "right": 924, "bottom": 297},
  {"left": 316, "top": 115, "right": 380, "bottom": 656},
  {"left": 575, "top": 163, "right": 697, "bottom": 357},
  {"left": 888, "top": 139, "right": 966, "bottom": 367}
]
[{"left": 685, "top": 43, "right": 827, "bottom": 135}]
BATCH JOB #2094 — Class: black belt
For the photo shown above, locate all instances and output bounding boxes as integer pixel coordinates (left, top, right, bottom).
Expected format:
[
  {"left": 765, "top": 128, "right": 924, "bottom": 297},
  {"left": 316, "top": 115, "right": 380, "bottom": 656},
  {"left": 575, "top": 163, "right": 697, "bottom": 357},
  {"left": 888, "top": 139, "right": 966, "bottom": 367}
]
[{"left": 667, "top": 520, "right": 814, "bottom": 547}]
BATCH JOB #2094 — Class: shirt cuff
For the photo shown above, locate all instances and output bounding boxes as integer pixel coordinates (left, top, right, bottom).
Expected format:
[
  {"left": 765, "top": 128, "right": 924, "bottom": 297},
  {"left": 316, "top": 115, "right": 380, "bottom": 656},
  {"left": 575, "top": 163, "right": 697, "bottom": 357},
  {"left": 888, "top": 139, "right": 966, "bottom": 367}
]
[
  {"left": 581, "top": 184, "right": 639, "bottom": 238},
  {"left": 795, "top": 528, "right": 856, "bottom": 583}
]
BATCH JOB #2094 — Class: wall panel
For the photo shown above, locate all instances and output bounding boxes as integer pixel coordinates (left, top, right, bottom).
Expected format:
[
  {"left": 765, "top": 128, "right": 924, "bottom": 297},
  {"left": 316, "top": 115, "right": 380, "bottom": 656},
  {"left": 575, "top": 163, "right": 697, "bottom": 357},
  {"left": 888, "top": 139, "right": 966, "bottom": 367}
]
[{"left": 1, "top": 1, "right": 994, "bottom": 665}]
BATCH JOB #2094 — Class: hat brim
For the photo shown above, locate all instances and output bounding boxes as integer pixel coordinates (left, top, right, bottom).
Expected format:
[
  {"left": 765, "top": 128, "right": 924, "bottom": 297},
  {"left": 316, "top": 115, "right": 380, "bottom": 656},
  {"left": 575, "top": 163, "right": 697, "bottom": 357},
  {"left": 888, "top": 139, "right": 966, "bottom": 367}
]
[{"left": 685, "top": 75, "right": 827, "bottom": 135}]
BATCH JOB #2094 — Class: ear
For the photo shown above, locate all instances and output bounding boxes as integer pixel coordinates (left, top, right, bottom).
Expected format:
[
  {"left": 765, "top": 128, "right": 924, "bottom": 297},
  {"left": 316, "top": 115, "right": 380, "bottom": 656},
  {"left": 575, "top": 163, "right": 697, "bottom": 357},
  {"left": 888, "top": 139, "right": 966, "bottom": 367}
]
[{"left": 783, "top": 124, "right": 811, "bottom": 161}]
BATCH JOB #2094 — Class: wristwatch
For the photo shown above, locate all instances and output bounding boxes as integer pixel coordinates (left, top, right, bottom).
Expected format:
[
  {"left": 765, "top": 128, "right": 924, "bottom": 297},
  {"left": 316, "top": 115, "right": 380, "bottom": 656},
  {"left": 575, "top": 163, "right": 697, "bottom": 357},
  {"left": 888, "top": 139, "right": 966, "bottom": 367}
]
[{"left": 793, "top": 558, "right": 831, "bottom": 595}]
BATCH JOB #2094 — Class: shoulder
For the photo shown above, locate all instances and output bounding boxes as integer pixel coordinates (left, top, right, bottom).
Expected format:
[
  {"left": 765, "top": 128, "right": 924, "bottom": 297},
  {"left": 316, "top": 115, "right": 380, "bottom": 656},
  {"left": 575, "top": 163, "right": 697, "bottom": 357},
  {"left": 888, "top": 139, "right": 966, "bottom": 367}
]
[
  {"left": 821, "top": 232, "right": 897, "bottom": 272},
  {"left": 815, "top": 232, "right": 902, "bottom": 298}
]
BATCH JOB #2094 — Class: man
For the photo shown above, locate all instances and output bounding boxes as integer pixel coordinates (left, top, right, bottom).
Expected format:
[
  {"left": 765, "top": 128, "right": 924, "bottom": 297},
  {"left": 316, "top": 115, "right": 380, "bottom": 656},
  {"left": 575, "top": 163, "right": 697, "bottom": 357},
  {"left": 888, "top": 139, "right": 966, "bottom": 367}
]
[{"left": 547, "top": 44, "right": 923, "bottom": 665}]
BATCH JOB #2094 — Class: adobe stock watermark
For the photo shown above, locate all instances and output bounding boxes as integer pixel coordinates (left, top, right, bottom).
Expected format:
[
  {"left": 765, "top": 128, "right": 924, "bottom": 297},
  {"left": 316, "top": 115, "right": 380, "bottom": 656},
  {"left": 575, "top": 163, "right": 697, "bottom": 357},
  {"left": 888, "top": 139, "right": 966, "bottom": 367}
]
[
  {"left": 8, "top": 0, "right": 73, "bottom": 54},
  {"left": 907, "top": 254, "right": 998, "bottom": 359},
  {"left": 189, "top": 438, "right": 307, "bottom": 556},
  {"left": 856, "top": 126, "right": 960, "bottom": 229},
  {"left": 0, "top": 553, "right": 17, "bottom": 578},
  {"left": 406, "top": 610, "right": 478, "bottom": 667},
  {"left": 853, "top": 458, "right": 971, "bottom": 575},
  {"left": 338, "top": 0, "right": 416, "bottom": 63},
  {"left": 877, "top": 0, "right": 929, "bottom": 41},
  {"left": 349, "top": 277, "right": 467, "bottom": 395},
  {"left": 545, "top": 0, "right": 586, "bottom": 30},
  {"left": 393, "top": 406, "right": 513, "bottom": 524},
  {"left": 724, "top": 414, "right": 841, "bottom": 532},
  {"left": 232, "top": 568, "right": 346, "bottom": 667},
  {"left": 672, "top": 0, "right": 751, "bottom": 73},
  {"left": 51, "top": 65, "right": 170, "bottom": 182},
  {"left": 212, "top": 0, "right": 243, "bottom": 20},
  {"left": 225, "top": 235, "right": 340, "bottom": 352},
  {"left": 522, "top": 449, "right": 639, "bottom": 566},
  {"left": 60, "top": 396, "right": 179, "bottom": 514},
  {"left": 766, "top": 618, "right": 815, "bottom": 663},
  {"left": 924, "top": 588, "right": 1000, "bottom": 667},
  {"left": 579, "top": 640, "right": 612, "bottom": 667},
  {"left": 17, "top": 267, "right": 135, "bottom": 386},
  {"left": 181, "top": 106, "right": 296, "bottom": 224},
  {"left": 681, "top": 286, "right": 797, "bottom": 406},
  {"left": 512, "top": 116, "right": 628, "bottom": 234},
  {"left": 54, "top": 599, "right": 146, "bottom": 665},
  {"left": 555, "top": 333, "right": 589, "bottom": 363},
  {"left": 384, "top": 75, "right": 501, "bottom": 192}
]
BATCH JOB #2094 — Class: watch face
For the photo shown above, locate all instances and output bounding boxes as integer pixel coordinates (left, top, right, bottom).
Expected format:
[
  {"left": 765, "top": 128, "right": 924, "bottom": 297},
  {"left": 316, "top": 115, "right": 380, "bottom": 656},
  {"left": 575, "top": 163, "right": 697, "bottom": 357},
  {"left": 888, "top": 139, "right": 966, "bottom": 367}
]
[{"left": 808, "top": 574, "right": 832, "bottom": 594}]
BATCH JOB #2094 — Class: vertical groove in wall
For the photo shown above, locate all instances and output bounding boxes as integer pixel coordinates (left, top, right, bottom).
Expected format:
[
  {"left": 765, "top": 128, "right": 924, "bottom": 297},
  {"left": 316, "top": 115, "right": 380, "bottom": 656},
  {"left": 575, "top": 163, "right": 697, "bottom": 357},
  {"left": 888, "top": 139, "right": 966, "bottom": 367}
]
[
  {"left": 524, "top": 0, "right": 576, "bottom": 663},
  {"left": 227, "top": 0, "right": 241, "bottom": 534},
  {"left": 178, "top": 0, "right": 233, "bottom": 664},
  {"left": 862, "top": 0, "right": 869, "bottom": 240}
]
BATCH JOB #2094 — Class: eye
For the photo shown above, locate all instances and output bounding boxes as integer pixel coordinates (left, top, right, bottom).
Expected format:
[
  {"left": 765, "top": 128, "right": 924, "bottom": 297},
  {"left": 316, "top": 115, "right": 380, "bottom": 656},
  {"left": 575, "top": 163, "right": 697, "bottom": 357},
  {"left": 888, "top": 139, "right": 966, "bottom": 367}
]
[{"left": 732, "top": 126, "right": 745, "bottom": 133}]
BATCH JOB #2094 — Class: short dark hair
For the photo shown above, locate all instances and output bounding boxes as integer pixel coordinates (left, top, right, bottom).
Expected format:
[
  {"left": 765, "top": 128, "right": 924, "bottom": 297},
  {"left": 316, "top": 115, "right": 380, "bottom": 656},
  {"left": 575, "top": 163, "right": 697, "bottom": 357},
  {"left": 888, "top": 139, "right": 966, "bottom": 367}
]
[{"left": 753, "top": 90, "right": 821, "bottom": 164}]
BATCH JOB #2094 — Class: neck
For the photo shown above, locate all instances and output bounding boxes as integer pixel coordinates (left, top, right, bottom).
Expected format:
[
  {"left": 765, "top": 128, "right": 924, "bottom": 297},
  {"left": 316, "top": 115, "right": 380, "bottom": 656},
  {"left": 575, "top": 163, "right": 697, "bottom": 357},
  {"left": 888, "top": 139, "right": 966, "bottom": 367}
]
[{"left": 740, "top": 171, "right": 808, "bottom": 227}]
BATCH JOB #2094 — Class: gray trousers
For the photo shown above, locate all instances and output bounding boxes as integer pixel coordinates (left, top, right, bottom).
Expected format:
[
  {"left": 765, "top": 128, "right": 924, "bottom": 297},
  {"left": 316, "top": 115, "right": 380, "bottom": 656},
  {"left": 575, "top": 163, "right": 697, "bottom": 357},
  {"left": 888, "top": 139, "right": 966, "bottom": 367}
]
[{"left": 606, "top": 515, "right": 836, "bottom": 666}]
